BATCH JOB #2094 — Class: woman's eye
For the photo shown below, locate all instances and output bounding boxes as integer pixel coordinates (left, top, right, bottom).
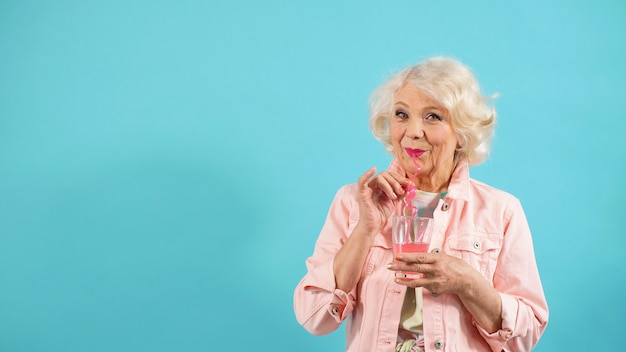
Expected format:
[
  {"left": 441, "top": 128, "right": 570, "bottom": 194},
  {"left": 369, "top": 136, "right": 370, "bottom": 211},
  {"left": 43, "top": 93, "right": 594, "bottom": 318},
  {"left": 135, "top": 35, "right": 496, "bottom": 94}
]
[
  {"left": 395, "top": 110, "right": 408, "bottom": 119},
  {"left": 425, "top": 113, "right": 442, "bottom": 121}
]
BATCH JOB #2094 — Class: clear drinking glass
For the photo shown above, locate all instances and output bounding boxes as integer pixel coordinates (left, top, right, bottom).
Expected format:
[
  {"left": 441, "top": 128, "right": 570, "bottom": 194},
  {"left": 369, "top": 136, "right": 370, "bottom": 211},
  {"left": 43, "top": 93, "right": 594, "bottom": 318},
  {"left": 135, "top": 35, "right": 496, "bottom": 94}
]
[{"left": 391, "top": 215, "right": 433, "bottom": 279}]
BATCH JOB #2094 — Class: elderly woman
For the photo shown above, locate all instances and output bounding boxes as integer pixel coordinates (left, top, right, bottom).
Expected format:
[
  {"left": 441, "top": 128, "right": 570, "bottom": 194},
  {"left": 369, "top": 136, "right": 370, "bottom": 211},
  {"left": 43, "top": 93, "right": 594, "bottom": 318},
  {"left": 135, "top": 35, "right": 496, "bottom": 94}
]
[{"left": 293, "top": 57, "right": 548, "bottom": 351}]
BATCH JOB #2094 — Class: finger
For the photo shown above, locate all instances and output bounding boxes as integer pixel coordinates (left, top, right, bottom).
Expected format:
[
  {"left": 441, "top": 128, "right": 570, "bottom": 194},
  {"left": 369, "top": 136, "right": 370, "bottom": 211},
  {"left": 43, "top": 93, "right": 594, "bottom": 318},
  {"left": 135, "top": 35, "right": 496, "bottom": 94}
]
[
  {"left": 357, "top": 167, "right": 377, "bottom": 190},
  {"left": 382, "top": 172, "right": 408, "bottom": 196},
  {"left": 394, "top": 262, "right": 434, "bottom": 276},
  {"left": 371, "top": 172, "right": 407, "bottom": 195},
  {"left": 393, "top": 276, "right": 428, "bottom": 288},
  {"left": 387, "top": 261, "right": 433, "bottom": 275},
  {"left": 388, "top": 171, "right": 413, "bottom": 188},
  {"left": 368, "top": 173, "right": 402, "bottom": 200},
  {"left": 395, "top": 253, "right": 437, "bottom": 264}
]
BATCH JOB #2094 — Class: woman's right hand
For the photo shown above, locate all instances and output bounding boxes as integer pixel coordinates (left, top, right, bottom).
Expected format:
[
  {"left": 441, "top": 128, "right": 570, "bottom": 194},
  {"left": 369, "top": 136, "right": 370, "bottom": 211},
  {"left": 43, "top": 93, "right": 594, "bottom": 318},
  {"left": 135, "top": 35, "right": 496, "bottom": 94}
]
[{"left": 355, "top": 167, "right": 411, "bottom": 236}]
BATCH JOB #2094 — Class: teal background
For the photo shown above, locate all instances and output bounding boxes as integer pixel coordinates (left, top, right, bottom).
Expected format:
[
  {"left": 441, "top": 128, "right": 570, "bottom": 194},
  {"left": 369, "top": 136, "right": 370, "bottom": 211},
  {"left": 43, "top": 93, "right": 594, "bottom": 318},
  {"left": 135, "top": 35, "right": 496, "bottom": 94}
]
[{"left": 1, "top": 1, "right": 624, "bottom": 351}]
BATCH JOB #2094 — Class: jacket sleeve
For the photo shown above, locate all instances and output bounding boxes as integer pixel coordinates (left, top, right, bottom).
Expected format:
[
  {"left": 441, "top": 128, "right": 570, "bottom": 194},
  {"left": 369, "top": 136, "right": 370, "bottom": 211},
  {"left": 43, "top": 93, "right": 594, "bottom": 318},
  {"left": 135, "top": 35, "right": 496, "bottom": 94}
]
[
  {"left": 475, "top": 198, "right": 549, "bottom": 351},
  {"left": 293, "top": 185, "right": 359, "bottom": 336}
]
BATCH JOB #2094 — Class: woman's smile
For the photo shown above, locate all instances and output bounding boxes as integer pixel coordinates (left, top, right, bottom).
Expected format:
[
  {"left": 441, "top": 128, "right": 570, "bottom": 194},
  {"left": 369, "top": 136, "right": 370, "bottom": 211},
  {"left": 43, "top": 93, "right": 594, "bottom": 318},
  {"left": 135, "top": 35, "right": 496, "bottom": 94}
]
[{"left": 404, "top": 147, "right": 425, "bottom": 158}]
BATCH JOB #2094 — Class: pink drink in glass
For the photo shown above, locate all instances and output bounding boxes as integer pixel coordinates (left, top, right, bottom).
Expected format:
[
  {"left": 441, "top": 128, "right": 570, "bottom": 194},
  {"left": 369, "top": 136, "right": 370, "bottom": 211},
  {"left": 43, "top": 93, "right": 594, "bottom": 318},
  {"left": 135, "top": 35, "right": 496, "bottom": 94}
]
[
  {"left": 393, "top": 242, "right": 430, "bottom": 255},
  {"left": 392, "top": 216, "right": 432, "bottom": 279},
  {"left": 393, "top": 242, "right": 430, "bottom": 279}
]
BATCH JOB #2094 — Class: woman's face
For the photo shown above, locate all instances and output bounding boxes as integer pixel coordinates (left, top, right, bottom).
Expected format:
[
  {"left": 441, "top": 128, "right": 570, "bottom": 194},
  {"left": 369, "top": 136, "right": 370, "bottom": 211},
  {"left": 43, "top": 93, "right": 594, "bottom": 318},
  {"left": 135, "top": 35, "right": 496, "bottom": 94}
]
[{"left": 390, "top": 83, "right": 458, "bottom": 187}]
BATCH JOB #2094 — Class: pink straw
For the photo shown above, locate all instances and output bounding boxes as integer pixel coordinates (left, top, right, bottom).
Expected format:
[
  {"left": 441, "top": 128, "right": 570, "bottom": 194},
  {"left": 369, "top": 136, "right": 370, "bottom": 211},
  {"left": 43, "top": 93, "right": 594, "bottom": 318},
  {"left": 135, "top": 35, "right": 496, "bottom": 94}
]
[{"left": 402, "top": 155, "right": 421, "bottom": 217}]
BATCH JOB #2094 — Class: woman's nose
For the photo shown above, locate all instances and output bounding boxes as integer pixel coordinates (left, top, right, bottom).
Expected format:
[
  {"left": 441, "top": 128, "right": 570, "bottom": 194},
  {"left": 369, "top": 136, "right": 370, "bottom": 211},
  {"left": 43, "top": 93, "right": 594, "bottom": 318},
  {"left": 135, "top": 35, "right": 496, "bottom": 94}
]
[{"left": 406, "top": 117, "right": 424, "bottom": 138}]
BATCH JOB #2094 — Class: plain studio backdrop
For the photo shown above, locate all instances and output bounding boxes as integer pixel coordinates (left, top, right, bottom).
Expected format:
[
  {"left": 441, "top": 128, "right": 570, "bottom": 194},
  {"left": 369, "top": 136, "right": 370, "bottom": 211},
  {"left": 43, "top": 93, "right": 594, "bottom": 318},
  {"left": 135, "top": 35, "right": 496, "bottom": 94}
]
[{"left": 1, "top": 1, "right": 624, "bottom": 351}]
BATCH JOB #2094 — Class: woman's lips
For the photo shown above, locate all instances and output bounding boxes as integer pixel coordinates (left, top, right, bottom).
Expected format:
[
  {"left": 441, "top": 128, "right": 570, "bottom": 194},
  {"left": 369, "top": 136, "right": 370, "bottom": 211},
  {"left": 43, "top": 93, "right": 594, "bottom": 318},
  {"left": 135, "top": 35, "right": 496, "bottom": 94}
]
[{"left": 405, "top": 147, "right": 425, "bottom": 158}]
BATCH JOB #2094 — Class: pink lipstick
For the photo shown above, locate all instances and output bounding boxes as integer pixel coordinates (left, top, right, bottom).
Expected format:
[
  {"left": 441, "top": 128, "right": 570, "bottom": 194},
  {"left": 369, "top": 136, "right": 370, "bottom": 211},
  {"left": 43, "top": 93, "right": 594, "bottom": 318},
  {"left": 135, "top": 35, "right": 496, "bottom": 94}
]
[{"left": 405, "top": 148, "right": 425, "bottom": 158}]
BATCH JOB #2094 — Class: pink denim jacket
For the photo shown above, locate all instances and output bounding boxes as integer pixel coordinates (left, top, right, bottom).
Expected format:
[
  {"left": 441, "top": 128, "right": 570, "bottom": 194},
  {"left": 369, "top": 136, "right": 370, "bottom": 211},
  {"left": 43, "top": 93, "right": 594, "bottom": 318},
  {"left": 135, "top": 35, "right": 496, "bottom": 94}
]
[{"left": 293, "top": 159, "right": 548, "bottom": 351}]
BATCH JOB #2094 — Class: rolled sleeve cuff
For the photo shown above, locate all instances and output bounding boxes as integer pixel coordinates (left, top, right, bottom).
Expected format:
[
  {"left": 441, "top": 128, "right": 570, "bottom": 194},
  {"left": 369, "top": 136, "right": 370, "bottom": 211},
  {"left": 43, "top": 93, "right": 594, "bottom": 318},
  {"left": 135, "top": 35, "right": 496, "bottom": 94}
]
[
  {"left": 302, "top": 259, "right": 356, "bottom": 323},
  {"left": 474, "top": 293, "right": 517, "bottom": 350},
  {"left": 328, "top": 288, "right": 354, "bottom": 321}
]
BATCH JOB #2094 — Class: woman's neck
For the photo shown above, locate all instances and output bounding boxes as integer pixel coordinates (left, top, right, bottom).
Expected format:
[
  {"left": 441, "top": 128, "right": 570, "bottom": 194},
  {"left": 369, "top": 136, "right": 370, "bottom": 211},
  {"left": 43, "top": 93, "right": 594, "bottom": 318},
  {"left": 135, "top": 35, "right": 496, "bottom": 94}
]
[{"left": 411, "top": 159, "right": 455, "bottom": 193}]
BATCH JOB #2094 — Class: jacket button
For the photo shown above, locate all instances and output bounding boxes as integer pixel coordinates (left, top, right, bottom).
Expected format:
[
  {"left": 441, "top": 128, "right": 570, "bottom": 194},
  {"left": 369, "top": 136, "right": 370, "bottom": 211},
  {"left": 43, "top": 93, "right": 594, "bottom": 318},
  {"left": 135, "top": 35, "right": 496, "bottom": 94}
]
[
  {"left": 331, "top": 306, "right": 340, "bottom": 316},
  {"left": 431, "top": 248, "right": 441, "bottom": 253},
  {"left": 473, "top": 241, "right": 481, "bottom": 250},
  {"left": 434, "top": 339, "right": 444, "bottom": 349},
  {"left": 441, "top": 202, "right": 449, "bottom": 211}
]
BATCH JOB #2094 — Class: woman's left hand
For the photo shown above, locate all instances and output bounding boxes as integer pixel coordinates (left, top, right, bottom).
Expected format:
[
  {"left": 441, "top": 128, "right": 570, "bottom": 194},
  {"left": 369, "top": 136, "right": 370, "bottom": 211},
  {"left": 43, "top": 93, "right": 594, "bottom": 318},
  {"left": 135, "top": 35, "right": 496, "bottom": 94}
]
[{"left": 388, "top": 252, "right": 475, "bottom": 296}]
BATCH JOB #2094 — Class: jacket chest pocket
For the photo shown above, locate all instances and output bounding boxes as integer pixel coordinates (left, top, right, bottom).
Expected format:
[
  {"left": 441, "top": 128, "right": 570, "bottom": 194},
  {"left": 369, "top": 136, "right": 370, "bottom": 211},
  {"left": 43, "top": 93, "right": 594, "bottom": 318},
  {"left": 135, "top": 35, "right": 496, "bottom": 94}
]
[{"left": 445, "top": 233, "right": 502, "bottom": 280}]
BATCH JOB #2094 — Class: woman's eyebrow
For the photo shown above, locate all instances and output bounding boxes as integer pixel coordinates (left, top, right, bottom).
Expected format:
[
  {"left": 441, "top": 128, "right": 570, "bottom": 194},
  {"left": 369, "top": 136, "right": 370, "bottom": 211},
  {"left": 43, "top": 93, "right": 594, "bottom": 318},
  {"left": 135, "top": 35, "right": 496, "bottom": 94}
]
[
  {"left": 393, "top": 101, "right": 410, "bottom": 108},
  {"left": 393, "top": 101, "right": 445, "bottom": 112}
]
